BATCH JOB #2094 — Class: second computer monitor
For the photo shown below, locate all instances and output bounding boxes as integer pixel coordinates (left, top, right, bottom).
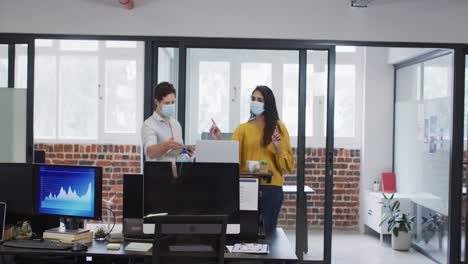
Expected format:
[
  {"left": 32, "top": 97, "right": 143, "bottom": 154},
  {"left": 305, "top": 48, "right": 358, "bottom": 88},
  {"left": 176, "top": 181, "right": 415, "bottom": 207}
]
[
  {"left": 144, "top": 162, "right": 239, "bottom": 221},
  {"left": 34, "top": 164, "right": 102, "bottom": 220},
  {"left": 0, "top": 163, "right": 34, "bottom": 216}
]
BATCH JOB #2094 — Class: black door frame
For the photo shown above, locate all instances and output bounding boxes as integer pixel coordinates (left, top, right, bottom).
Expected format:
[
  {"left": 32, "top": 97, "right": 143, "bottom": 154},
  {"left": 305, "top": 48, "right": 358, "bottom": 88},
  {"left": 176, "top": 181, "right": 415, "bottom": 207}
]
[
  {"left": 1, "top": 32, "right": 467, "bottom": 264},
  {"left": 149, "top": 42, "right": 336, "bottom": 263},
  {"left": 0, "top": 36, "right": 34, "bottom": 163}
]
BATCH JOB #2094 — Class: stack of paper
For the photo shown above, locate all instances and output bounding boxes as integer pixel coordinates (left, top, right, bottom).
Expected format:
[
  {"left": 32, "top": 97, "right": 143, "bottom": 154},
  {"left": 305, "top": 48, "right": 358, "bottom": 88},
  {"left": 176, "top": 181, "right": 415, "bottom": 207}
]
[{"left": 231, "top": 243, "right": 268, "bottom": 254}]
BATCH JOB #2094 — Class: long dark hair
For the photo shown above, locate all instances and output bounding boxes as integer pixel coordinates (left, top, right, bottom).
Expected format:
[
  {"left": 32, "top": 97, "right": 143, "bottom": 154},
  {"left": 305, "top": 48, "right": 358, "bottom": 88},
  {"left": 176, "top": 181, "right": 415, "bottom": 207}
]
[{"left": 250, "top": 85, "right": 280, "bottom": 147}]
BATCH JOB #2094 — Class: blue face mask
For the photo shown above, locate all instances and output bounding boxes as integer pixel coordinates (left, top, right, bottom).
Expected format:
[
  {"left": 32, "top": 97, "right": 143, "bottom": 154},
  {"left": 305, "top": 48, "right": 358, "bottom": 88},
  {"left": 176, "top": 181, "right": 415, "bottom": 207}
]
[
  {"left": 250, "top": 101, "right": 264, "bottom": 116},
  {"left": 160, "top": 104, "right": 175, "bottom": 118}
]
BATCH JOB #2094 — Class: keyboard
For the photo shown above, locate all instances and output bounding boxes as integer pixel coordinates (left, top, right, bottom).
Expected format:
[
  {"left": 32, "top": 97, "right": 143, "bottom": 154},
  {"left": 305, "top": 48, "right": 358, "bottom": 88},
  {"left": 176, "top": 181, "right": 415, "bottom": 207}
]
[{"left": 3, "top": 240, "right": 73, "bottom": 250}]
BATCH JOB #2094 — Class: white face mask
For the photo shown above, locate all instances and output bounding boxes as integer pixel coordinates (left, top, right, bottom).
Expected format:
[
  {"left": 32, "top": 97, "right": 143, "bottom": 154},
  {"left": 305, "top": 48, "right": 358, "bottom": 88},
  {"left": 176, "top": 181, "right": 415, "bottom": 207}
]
[
  {"left": 160, "top": 104, "right": 175, "bottom": 118},
  {"left": 250, "top": 101, "right": 264, "bottom": 116}
]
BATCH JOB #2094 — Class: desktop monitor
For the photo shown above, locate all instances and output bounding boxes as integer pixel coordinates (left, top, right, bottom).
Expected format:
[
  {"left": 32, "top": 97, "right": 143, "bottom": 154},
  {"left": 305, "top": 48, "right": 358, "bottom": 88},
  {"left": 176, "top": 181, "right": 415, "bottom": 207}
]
[
  {"left": 34, "top": 164, "right": 102, "bottom": 220},
  {"left": 143, "top": 162, "right": 240, "bottom": 233},
  {"left": 0, "top": 163, "right": 60, "bottom": 235},
  {"left": 0, "top": 163, "right": 34, "bottom": 216}
]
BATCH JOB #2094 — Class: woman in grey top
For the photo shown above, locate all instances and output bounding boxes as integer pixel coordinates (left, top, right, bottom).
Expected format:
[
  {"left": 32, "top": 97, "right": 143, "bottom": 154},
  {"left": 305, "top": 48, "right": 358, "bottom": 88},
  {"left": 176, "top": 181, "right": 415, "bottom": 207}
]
[{"left": 142, "top": 82, "right": 184, "bottom": 161}]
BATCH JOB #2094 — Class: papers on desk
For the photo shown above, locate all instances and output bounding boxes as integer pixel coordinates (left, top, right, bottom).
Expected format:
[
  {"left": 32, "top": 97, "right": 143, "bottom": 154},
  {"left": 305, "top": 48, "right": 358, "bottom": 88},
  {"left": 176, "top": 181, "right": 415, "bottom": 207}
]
[
  {"left": 240, "top": 178, "right": 258, "bottom": 211},
  {"left": 231, "top": 243, "right": 268, "bottom": 254},
  {"left": 124, "top": 242, "right": 153, "bottom": 252}
]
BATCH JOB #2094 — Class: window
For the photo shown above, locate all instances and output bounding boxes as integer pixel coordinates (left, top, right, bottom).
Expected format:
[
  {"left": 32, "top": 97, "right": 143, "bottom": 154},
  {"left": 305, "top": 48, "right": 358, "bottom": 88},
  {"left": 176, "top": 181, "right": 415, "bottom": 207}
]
[
  {"left": 185, "top": 48, "right": 298, "bottom": 145},
  {"left": 335, "top": 65, "right": 356, "bottom": 137},
  {"left": 34, "top": 39, "right": 144, "bottom": 144},
  {"left": 15, "top": 44, "right": 28, "bottom": 89},
  {"left": 240, "top": 63, "right": 272, "bottom": 122},
  {"left": 185, "top": 47, "right": 364, "bottom": 148},
  {"left": 198, "top": 61, "right": 231, "bottom": 134}
]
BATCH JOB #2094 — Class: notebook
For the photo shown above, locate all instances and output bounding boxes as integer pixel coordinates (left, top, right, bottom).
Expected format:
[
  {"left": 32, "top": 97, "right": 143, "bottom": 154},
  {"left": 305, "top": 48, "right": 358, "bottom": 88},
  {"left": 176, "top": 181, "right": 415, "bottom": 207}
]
[{"left": 124, "top": 242, "right": 153, "bottom": 252}]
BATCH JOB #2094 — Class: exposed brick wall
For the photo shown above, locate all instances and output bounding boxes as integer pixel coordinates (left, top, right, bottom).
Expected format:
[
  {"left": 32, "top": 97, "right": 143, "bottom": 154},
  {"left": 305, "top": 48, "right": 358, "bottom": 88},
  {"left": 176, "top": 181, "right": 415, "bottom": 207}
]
[
  {"left": 34, "top": 143, "right": 142, "bottom": 223},
  {"left": 278, "top": 148, "right": 361, "bottom": 230},
  {"left": 34, "top": 143, "right": 360, "bottom": 229}
]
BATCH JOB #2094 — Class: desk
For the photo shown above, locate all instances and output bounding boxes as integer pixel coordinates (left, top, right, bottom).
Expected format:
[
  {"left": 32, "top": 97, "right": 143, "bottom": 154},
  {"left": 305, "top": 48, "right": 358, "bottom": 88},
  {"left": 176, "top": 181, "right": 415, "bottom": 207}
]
[
  {"left": 283, "top": 185, "right": 315, "bottom": 255},
  {"left": 0, "top": 228, "right": 297, "bottom": 264}
]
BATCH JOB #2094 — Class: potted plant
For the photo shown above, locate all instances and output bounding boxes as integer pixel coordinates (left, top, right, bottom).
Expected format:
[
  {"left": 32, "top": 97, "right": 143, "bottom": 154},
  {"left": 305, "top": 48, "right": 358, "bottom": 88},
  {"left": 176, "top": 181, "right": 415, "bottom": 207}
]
[
  {"left": 421, "top": 212, "right": 447, "bottom": 250},
  {"left": 258, "top": 160, "right": 269, "bottom": 173},
  {"left": 94, "top": 226, "right": 108, "bottom": 241},
  {"left": 379, "top": 193, "right": 415, "bottom": 251},
  {"left": 14, "top": 221, "right": 32, "bottom": 240}
]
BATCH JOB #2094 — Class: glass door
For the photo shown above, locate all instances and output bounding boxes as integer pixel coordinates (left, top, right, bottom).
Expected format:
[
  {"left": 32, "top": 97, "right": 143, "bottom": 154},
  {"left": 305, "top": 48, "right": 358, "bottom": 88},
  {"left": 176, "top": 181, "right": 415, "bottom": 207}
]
[
  {"left": 182, "top": 45, "right": 336, "bottom": 263},
  {"left": 0, "top": 39, "right": 32, "bottom": 163}
]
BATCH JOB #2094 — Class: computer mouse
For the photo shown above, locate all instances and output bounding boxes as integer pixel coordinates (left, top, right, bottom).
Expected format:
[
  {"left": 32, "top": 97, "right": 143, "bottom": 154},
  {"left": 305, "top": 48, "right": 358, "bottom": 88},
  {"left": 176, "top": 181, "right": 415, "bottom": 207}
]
[{"left": 71, "top": 242, "right": 88, "bottom": 252}]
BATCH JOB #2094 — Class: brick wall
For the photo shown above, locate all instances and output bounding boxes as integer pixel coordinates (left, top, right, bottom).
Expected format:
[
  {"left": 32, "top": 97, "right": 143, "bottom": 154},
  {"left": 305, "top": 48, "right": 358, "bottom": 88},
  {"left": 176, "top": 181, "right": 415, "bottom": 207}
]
[
  {"left": 34, "top": 143, "right": 142, "bottom": 223},
  {"left": 34, "top": 143, "right": 361, "bottom": 229},
  {"left": 278, "top": 148, "right": 361, "bottom": 230}
]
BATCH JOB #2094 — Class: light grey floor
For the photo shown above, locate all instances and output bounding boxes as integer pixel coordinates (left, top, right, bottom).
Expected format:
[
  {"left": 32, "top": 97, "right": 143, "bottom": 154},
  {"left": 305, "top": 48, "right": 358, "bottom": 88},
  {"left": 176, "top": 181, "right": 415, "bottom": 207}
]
[{"left": 284, "top": 229, "right": 434, "bottom": 264}]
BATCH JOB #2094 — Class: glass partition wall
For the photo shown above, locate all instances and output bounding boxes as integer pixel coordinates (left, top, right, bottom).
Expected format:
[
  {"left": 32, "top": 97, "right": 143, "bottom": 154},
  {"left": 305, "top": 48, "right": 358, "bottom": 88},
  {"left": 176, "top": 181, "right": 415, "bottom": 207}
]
[
  {"left": 0, "top": 40, "right": 29, "bottom": 163},
  {"left": 180, "top": 45, "right": 335, "bottom": 262},
  {"left": 9, "top": 32, "right": 468, "bottom": 263},
  {"left": 395, "top": 50, "right": 454, "bottom": 263}
]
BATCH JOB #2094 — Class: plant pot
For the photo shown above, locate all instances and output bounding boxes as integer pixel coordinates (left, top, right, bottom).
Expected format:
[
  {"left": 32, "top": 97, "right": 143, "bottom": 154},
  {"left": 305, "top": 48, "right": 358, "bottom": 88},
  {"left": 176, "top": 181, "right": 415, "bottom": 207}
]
[{"left": 391, "top": 231, "right": 412, "bottom": 251}]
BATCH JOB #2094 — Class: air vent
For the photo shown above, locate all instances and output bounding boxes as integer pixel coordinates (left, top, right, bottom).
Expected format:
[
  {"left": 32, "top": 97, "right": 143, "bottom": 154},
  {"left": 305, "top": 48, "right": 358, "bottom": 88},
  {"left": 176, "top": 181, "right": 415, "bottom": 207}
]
[{"left": 351, "top": 0, "right": 373, "bottom": 8}]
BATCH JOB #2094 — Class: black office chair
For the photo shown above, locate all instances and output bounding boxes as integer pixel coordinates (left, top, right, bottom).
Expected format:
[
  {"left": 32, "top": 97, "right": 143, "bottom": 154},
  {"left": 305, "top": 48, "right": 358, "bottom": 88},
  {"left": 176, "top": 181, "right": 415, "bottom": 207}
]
[{"left": 146, "top": 215, "right": 228, "bottom": 264}]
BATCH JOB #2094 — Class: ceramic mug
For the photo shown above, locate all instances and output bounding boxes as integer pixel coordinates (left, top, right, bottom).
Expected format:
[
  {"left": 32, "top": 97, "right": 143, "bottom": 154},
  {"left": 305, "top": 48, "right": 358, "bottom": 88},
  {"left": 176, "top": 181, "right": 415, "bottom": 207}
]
[{"left": 246, "top": 160, "right": 261, "bottom": 173}]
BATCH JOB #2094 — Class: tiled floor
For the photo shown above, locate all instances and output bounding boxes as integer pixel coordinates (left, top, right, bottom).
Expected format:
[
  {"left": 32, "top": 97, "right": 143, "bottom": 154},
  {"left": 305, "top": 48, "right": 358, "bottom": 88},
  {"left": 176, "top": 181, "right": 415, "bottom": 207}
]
[{"left": 284, "top": 229, "right": 434, "bottom": 264}]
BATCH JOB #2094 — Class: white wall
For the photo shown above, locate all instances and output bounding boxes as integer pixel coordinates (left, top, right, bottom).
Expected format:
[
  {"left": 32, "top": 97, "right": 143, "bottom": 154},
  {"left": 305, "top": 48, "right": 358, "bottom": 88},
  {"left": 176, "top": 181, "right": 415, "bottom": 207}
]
[
  {"left": 359, "top": 47, "right": 395, "bottom": 231},
  {"left": 2, "top": 0, "right": 468, "bottom": 43}
]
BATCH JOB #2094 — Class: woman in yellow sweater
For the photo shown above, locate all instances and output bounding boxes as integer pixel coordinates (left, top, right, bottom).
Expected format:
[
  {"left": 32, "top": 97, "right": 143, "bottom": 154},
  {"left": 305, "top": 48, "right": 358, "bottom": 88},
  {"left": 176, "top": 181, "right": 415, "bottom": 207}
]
[{"left": 210, "top": 85, "right": 295, "bottom": 234}]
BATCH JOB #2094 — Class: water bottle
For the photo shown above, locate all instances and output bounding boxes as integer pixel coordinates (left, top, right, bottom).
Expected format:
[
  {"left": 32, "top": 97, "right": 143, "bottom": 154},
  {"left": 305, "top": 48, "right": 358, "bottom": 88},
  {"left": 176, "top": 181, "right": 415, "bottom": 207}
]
[{"left": 177, "top": 148, "right": 191, "bottom": 162}]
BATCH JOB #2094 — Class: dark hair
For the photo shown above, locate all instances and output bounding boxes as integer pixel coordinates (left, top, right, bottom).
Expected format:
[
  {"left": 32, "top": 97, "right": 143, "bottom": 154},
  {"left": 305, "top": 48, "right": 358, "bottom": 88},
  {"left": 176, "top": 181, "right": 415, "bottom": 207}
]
[
  {"left": 153, "top": 82, "right": 176, "bottom": 102},
  {"left": 251, "top": 85, "right": 280, "bottom": 147}
]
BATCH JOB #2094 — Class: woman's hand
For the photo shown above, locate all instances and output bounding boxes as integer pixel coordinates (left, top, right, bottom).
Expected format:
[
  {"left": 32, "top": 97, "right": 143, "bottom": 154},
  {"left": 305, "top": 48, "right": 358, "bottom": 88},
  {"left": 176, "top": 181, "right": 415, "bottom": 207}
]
[
  {"left": 272, "top": 126, "right": 282, "bottom": 154},
  {"left": 209, "top": 118, "right": 222, "bottom": 140}
]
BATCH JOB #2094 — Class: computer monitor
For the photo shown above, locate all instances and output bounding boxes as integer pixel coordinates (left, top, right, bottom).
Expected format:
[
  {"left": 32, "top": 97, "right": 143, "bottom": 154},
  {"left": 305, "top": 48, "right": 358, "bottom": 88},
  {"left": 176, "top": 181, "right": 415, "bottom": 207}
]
[
  {"left": 143, "top": 162, "right": 240, "bottom": 233},
  {"left": 0, "top": 163, "right": 34, "bottom": 216},
  {"left": 34, "top": 164, "right": 102, "bottom": 225},
  {"left": 0, "top": 163, "right": 60, "bottom": 236}
]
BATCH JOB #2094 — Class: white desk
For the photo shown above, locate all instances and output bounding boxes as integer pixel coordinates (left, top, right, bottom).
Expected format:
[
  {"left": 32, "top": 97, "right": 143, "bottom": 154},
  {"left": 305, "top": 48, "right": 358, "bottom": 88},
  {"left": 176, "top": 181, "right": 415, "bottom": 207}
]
[{"left": 283, "top": 185, "right": 315, "bottom": 194}]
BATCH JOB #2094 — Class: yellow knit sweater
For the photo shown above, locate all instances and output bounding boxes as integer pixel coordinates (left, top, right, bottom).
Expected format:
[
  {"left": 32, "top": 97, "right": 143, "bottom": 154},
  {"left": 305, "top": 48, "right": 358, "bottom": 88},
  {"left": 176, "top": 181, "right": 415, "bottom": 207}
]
[{"left": 232, "top": 120, "right": 295, "bottom": 186}]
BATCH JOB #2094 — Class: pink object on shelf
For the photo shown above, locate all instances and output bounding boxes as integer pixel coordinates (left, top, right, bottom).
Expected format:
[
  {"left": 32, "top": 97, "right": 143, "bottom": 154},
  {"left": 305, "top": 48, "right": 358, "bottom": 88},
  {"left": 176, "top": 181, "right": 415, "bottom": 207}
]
[
  {"left": 119, "top": 0, "right": 134, "bottom": 9},
  {"left": 382, "top": 172, "right": 396, "bottom": 193}
]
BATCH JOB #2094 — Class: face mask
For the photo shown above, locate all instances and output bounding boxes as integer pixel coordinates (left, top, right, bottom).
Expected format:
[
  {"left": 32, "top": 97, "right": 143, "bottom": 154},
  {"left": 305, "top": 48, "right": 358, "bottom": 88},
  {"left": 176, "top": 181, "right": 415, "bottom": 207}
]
[
  {"left": 250, "top": 101, "right": 264, "bottom": 116},
  {"left": 160, "top": 104, "right": 175, "bottom": 118}
]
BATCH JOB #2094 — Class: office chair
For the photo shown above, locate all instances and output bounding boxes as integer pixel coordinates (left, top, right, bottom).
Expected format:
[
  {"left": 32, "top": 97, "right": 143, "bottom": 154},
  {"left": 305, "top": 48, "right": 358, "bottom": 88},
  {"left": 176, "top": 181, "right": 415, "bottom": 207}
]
[{"left": 146, "top": 215, "right": 228, "bottom": 264}]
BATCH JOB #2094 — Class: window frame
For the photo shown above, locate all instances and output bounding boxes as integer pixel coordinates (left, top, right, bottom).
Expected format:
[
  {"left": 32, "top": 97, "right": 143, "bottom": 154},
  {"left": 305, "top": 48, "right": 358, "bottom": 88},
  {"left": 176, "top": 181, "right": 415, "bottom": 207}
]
[
  {"left": 185, "top": 47, "right": 364, "bottom": 149},
  {"left": 33, "top": 39, "right": 145, "bottom": 145}
]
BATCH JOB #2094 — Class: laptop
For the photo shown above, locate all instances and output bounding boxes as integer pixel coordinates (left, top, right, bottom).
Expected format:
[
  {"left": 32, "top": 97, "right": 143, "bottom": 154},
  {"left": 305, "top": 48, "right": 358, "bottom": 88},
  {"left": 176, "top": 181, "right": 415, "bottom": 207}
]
[
  {"left": 0, "top": 202, "right": 5, "bottom": 242},
  {"left": 195, "top": 140, "right": 239, "bottom": 164}
]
